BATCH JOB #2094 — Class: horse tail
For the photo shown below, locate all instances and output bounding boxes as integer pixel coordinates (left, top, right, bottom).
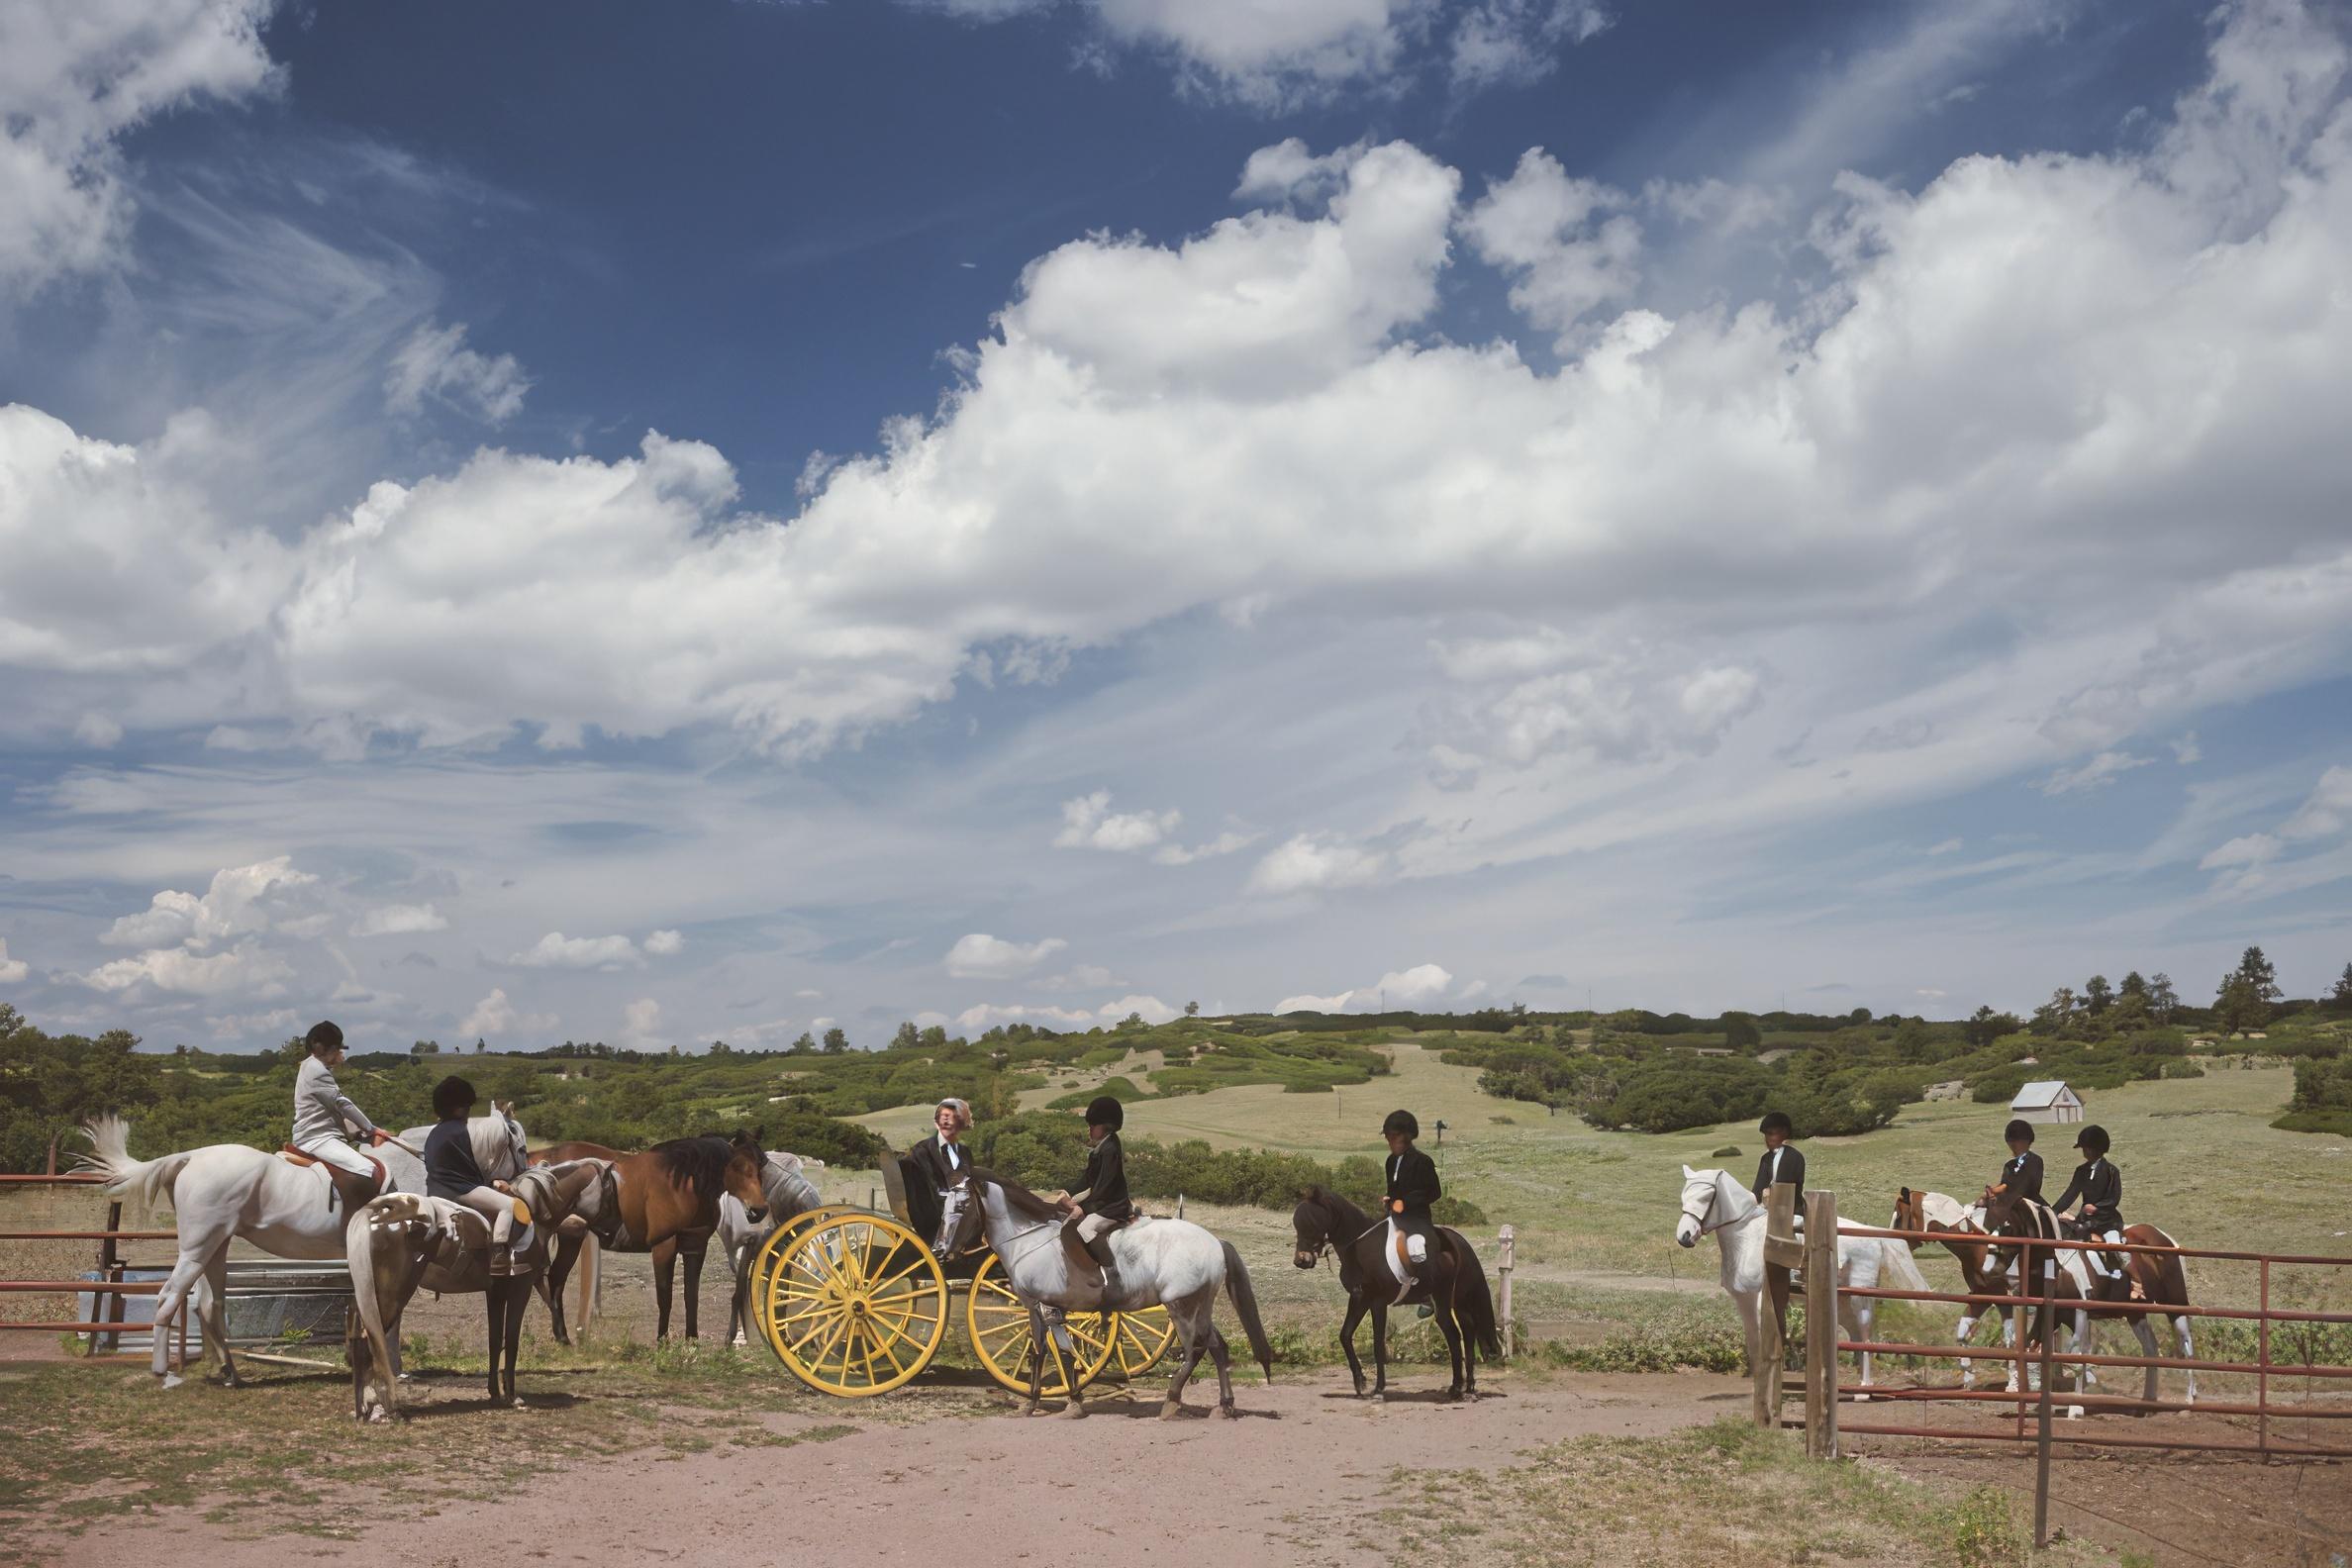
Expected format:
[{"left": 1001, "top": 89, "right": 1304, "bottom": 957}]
[
  {"left": 346, "top": 1207, "right": 399, "bottom": 1417},
  {"left": 1878, "top": 1235, "right": 1930, "bottom": 1294},
  {"left": 1220, "top": 1239, "right": 1275, "bottom": 1383},
  {"left": 1447, "top": 1231, "right": 1505, "bottom": 1362},
  {"left": 72, "top": 1116, "right": 193, "bottom": 1221}
]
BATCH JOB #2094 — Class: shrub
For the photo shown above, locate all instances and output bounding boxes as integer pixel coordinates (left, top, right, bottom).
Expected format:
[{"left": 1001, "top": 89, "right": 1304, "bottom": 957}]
[{"left": 1712, "top": 1144, "right": 1742, "bottom": 1158}]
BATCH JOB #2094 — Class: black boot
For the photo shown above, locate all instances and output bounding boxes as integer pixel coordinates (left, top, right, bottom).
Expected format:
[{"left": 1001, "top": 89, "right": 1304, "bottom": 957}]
[{"left": 1085, "top": 1234, "right": 1119, "bottom": 1296}]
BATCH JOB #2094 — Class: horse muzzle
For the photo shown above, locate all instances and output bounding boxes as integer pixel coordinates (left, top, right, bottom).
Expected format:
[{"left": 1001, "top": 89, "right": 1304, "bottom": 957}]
[
  {"left": 1676, "top": 1228, "right": 1698, "bottom": 1249},
  {"left": 744, "top": 1206, "right": 767, "bottom": 1225},
  {"left": 1293, "top": 1249, "right": 1319, "bottom": 1270}
]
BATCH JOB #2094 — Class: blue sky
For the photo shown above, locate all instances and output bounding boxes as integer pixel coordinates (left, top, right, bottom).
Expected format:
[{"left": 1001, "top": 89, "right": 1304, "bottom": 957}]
[{"left": 2, "top": 0, "right": 2348, "bottom": 1052}]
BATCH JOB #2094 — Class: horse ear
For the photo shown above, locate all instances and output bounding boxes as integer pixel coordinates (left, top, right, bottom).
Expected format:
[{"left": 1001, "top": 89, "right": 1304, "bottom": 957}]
[
  {"left": 1900, "top": 1186, "right": 1911, "bottom": 1201},
  {"left": 1682, "top": 1164, "right": 1697, "bottom": 1179}
]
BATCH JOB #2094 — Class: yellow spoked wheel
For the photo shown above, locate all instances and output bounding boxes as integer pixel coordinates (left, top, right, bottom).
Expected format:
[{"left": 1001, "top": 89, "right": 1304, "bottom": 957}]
[
  {"left": 760, "top": 1213, "right": 948, "bottom": 1396},
  {"left": 1106, "top": 1305, "right": 1176, "bottom": 1381},
  {"left": 965, "top": 1253, "right": 1119, "bottom": 1396},
  {"left": 746, "top": 1205, "right": 858, "bottom": 1363}
]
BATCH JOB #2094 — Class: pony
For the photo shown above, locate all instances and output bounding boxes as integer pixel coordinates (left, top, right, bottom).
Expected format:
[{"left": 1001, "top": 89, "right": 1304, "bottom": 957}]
[
  {"left": 1290, "top": 1184, "right": 1503, "bottom": 1403},
  {"left": 1673, "top": 1166, "right": 1930, "bottom": 1393},
  {"left": 1982, "top": 1190, "right": 2198, "bottom": 1406},
  {"left": 933, "top": 1168, "right": 1272, "bottom": 1420},
  {"left": 76, "top": 1110, "right": 528, "bottom": 1388},
  {"left": 1891, "top": 1187, "right": 2097, "bottom": 1392},
  {"left": 539, "top": 1130, "right": 771, "bottom": 1340},
  {"left": 346, "top": 1157, "right": 611, "bottom": 1421},
  {"left": 718, "top": 1151, "right": 824, "bottom": 1346}
]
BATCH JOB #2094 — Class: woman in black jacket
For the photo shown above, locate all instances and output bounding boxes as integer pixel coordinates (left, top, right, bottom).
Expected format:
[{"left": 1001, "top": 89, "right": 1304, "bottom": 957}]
[{"left": 1382, "top": 1110, "right": 1440, "bottom": 1291}]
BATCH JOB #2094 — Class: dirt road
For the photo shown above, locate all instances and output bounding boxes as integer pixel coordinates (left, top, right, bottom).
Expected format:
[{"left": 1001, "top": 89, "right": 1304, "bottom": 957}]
[{"left": 49, "top": 1372, "right": 1752, "bottom": 1568}]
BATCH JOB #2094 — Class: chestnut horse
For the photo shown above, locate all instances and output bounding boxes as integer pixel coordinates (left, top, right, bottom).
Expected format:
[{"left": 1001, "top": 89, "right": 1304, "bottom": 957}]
[
  {"left": 1983, "top": 1190, "right": 2199, "bottom": 1405},
  {"left": 539, "top": 1130, "right": 770, "bottom": 1340}
]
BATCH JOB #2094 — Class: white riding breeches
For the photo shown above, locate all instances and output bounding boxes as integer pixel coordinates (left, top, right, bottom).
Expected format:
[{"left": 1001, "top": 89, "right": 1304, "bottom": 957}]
[
  {"left": 450, "top": 1185, "right": 515, "bottom": 1244},
  {"left": 296, "top": 1135, "right": 375, "bottom": 1178},
  {"left": 1076, "top": 1214, "right": 1116, "bottom": 1244}
]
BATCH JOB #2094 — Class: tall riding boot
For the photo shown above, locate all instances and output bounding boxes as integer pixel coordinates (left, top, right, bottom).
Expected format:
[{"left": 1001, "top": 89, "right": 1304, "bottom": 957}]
[{"left": 1085, "top": 1234, "right": 1119, "bottom": 1297}]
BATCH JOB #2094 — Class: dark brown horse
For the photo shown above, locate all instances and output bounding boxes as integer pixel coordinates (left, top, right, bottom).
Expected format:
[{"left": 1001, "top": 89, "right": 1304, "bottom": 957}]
[
  {"left": 539, "top": 1131, "right": 770, "bottom": 1341},
  {"left": 1983, "top": 1189, "right": 2201, "bottom": 1405},
  {"left": 1291, "top": 1185, "right": 1501, "bottom": 1402}
]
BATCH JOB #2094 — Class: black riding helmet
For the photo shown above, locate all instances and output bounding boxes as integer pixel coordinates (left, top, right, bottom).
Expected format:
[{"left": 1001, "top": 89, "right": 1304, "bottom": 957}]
[
  {"left": 1085, "top": 1095, "right": 1125, "bottom": 1130},
  {"left": 432, "top": 1075, "right": 479, "bottom": 1119},
  {"left": 1382, "top": 1110, "right": 1419, "bottom": 1140},
  {"left": 1758, "top": 1111, "right": 1793, "bottom": 1136},
  {"left": 2074, "top": 1124, "right": 2109, "bottom": 1157},
  {"left": 2005, "top": 1119, "right": 2035, "bottom": 1144}
]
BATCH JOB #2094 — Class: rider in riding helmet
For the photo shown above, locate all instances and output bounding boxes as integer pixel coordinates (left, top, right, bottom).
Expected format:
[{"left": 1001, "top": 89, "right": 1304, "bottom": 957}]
[
  {"left": 425, "top": 1075, "right": 516, "bottom": 1258},
  {"left": 291, "top": 1021, "right": 389, "bottom": 1182},
  {"left": 1989, "top": 1120, "right": 2043, "bottom": 1208},
  {"left": 1751, "top": 1111, "right": 1806, "bottom": 1204},
  {"left": 1383, "top": 1110, "right": 1440, "bottom": 1305},
  {"left": 1058, "top": 1096, "right": 1131, "bottom": 1290},
  {"left": 2051, "top": 1125, "right": 2132, "bottom": 1297}
]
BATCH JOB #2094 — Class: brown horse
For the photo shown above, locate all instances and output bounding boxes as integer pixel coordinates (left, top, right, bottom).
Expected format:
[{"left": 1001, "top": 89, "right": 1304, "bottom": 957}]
[
  {"left": 346, "top": 1157, "right": 608, "bottom": 1420},
  {"left": 1983, "top": 1189, "right": 2200, "bottom": 1405},
  {"left": 539, "top": 1130, "right": 770, "bottom": 1341},
  {"left": 1291, "top": 1185, "right": 1501, "bottom": 1402}
]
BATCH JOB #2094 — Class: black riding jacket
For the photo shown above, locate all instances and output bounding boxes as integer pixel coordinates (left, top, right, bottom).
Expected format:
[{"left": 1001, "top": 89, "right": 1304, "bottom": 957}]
[
  {"left": 1074, "top": 1130, "right": 1131, "bottom": 1221},
  {"left": 423, "top": 1116, "right": 490, "bottom": 1200},
  {"left": 1386, "top": 1146, "right": 1440, "bottom": 1221},
  {"left": 1752, "top": 1143, "right": 1806, "bottom": 1204},
  {"left": 2051, "top": 1157, "right": 2122, "bottom": 1231},
  {"left": 1993, "top": 1150, "right": 2044, "bottom": 1206}
]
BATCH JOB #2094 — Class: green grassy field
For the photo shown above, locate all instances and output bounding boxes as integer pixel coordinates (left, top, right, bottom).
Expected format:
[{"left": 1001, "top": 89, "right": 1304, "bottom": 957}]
[{"left": 856, "top": 1039, "right": 2348, "bottom": 1333}]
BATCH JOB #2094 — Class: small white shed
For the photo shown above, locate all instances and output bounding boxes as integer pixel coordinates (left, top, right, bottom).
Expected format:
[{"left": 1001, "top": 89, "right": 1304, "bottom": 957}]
[{"left": 2010, "top": 1080, "right": 2084, "bottom": 1125}]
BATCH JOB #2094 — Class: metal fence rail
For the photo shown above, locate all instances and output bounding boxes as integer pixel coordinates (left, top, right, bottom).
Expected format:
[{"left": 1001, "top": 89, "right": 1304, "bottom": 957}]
[{"left": 1752, "top": 1192, "right": 2352, "bottom": 1550}]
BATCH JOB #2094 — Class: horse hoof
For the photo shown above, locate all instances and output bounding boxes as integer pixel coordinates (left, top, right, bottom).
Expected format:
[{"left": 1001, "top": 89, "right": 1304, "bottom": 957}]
[
  {"left": 1214, "top": 1404, "right": 1239, "bottom": 1421},
  {"left": 1158, "top": 1402, "right": 1185, "bottom": 1421},
  {"left": 511, "top": 1397, "right": 527, "bottom": 1410},
  {"left": 1058, "top": 1402, "right": 1088, "bottom": 1420},
  {"left": 1369, "top": 1391, "right": 1386, "bottom": 1405},
  {"left": 1023, "top": 1403, "right": 1049, "bottom": 1418}
]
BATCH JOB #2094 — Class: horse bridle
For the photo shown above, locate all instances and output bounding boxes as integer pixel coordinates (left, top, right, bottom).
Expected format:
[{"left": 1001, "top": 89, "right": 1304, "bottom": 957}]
[{"left": 1680, "top": 1181, "right": 1745, "bottom": 1239}]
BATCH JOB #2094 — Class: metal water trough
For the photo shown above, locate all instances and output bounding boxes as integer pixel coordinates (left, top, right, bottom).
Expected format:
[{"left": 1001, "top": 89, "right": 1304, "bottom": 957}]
[{"left": 79, "top": 1259, "right": 353, "bottom": 1353}]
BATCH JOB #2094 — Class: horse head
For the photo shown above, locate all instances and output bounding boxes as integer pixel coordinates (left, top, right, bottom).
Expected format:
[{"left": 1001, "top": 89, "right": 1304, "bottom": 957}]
[
  {"left": 724, "top": 1130, "right": 768, "bottom": 1224},
  {"left": 1291, "top": 1185, "right": 1333, "bottom": 1269},
  {"left": 490, "top": 1102, "right": 529, "bottom": 1177},
  {"left": 932, "top": 1170, "right": 981, "bottom": 1258},
  {"left": 1892, "top": 1186, "right": 1926, "bottom": 1248},
  {"left": 1684, "top": 1165, "right": 1740, "bottom": 1250}
]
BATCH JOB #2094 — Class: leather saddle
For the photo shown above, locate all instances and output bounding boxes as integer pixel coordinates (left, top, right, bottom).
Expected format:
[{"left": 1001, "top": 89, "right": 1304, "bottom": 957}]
[
  {"left": 1059, "top": 1210, "right": 1136, "bottom": 1285},
  {"left": 280, "top": 1144, "right": 386, "bottom": 1216}
]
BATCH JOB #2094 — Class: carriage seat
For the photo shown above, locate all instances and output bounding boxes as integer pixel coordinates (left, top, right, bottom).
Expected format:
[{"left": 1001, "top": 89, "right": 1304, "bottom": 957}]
[{"left": 280, "top": 1144, "right": 386, "bottom": 1215}]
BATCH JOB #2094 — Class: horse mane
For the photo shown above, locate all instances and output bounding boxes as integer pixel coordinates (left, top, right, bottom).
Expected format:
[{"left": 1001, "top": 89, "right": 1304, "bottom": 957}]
[
  {"left": 650, "top": 1134, "right": 735, "bottom": 1199},
  {"left": 1302, "top": 1184, "right": 1371, "bottom": 1231},
  {"left": 972, "top": 1167, "right": 1066, "bottom": 1223},
  {"left": 468, "top": 1112, "right": 524, "bottom": 1175}
]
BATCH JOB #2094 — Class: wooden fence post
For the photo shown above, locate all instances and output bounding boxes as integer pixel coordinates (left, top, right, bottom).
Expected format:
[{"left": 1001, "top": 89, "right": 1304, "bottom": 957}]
[
  {"left": 1496, "top": 1225, "right": 1516, "bottom": 1361},
  {"left": 1803, "top": 1189, "right": 1838, "bottom": 1460}
]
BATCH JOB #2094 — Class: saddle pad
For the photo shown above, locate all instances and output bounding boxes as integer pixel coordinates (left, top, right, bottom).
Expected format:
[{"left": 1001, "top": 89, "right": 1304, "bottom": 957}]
[
  {"left": 364, "top": 1193, "right": 532, "bottom": 1254},
  {"left": 1382, "top": 1220, "right": 1413, "bottom": 1290}
]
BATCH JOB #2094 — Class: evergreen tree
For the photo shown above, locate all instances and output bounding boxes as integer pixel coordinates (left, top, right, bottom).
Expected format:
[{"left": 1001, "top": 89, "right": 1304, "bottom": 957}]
[
  {"left": 2147, "top": 972, "right": 2179, "bottom": 1019},
  {"left": 2234, "top": 945, "right": 2282, "bottom": 1002},
  {"left": 822, "top": 1027, "right": 849, "bottom": 1053},
  {"left": 2332, "top": 963, "right": 2352, "bottom": 1006},
  {"left": 2084, "top": 975, "right": 2113, "bottom": 1014}
]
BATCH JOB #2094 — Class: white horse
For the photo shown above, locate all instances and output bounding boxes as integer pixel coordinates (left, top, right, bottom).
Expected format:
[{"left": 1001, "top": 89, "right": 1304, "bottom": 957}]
[
  {"left": 935, "top": 1169, "right": 1272, "bottom": 1420},
  {"left": 77, "top": 1111, "right": 528, "bottom": 1387},
  {"left": 719, "top": 1150, "right": 824, "bottom": 1345},
  {"left": 1674, "top": 1166, "right": 1931, "bottom": 1394}
]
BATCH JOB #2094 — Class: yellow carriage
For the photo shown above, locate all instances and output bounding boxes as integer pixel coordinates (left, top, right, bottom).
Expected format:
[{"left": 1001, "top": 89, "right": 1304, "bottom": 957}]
[{"left": 744, "top": 1144, "right": 1173, "bottom": 1397}]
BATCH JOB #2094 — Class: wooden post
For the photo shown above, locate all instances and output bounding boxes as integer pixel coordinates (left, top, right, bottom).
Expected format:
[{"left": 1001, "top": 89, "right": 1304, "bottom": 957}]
[
  {"left": 1803, "top": 1190, "right": 1837, "bottom": 1459},
  {"left": 96, "top": 1199, "right": 126, "bottom": 1356},
  {"left": 1496, "top": 1225, "right": 1516, "bottom": 1361}
]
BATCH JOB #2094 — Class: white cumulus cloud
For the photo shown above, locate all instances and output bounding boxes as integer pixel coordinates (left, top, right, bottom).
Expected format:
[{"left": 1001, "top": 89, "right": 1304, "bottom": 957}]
[
  {"left": 510, "top": 931, "right": 642, "bottom": 970},
  {"left": 460, "top": 987, "right": 558, "bottom": 1041},
  {"left": 1276, "top": 962, "right": 1454, "bottom": 1014},
  {"left": 349, "top": 903, "right": 448, "bottom": 938},
  {"left": 945, "top": 932, "right": 1069, "bottom": 979},
  {"left": 1054, "top": 791, "right": 1182, "bottom": 851},
  {"left": 0, "top": 938, "right": 28, "bottom": 984},
  {"left": 1246, "top": 834, "right": 1389, "bottom": 896},
  {"left": 644, "top": 929, "right": 686, "bottom": 956},
  {"left": 100, "top": 857, "right": 317, "bottom": 949}
]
